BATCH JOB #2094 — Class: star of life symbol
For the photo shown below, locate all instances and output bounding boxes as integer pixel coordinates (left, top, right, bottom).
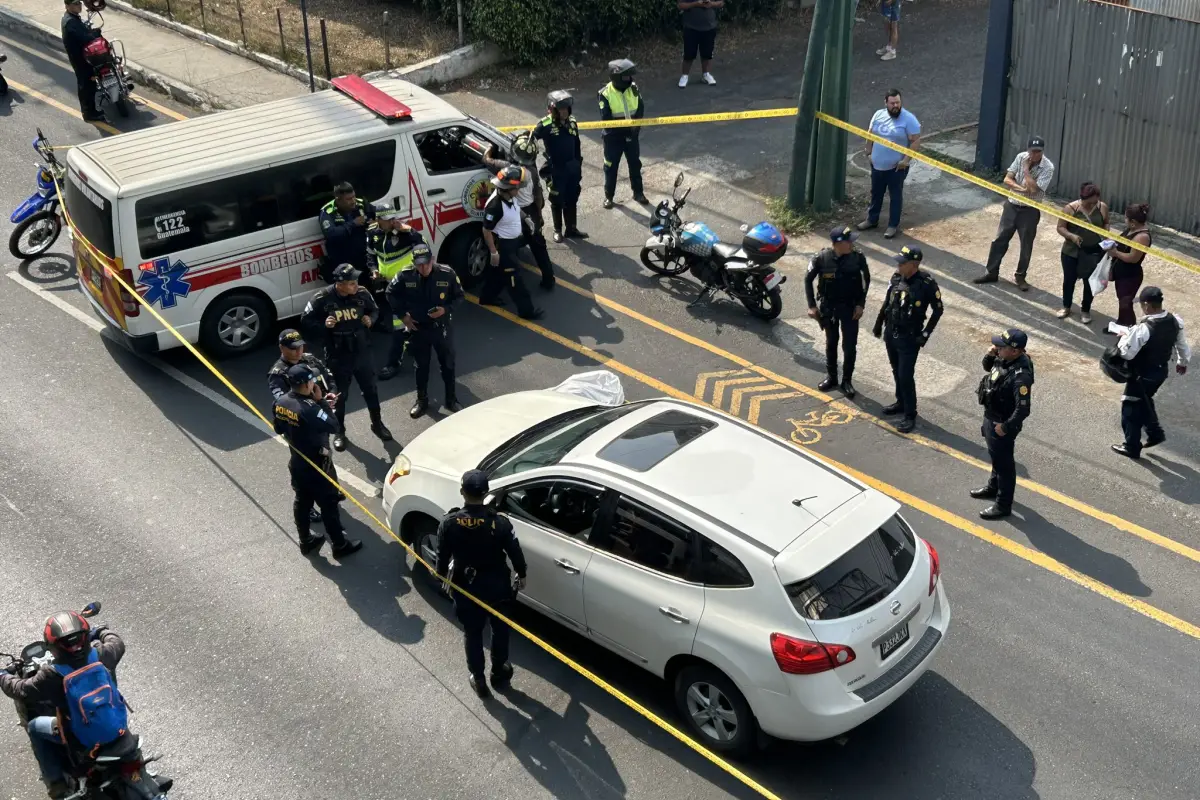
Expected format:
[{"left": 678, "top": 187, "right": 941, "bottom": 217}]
[{"left": 138, "top": 256, "right": 192, "bottom": 309}]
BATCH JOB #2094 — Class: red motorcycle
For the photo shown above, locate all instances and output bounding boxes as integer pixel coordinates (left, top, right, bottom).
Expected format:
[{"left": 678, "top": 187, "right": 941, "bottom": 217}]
[{"left": 81, "top": 0, "right": 134, "bottom": 118}]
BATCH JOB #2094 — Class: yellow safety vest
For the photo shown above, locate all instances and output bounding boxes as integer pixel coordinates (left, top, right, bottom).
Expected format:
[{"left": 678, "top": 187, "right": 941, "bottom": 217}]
[{"left": 600, "top": 82, "right": 641, "bottom": 119}]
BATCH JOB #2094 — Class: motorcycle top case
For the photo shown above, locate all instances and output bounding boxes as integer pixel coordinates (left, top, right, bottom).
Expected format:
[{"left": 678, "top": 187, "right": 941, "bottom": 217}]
[
  {"left": 742, "top": 222, "right": 788, "bottom": 265},
  {"left": 82, "top": 37, "right": 111, "bottom": 66},
  {"left": 54, "top": 648, "right": 129, "bottom": 748},
  {"left": 678, "top": 221, "right": 720, "bottom": 258}
]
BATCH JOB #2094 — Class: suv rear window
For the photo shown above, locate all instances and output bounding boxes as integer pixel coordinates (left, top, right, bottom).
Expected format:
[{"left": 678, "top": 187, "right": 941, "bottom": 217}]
[
  {"left": 596, "top": 410, "right": 716, "bottom": 472},
  {"left": 785, "top": 515, "right": 916, "bottom": 621},
  {"left": 64, "top": 171, "right": 116, "bottom": 259}
]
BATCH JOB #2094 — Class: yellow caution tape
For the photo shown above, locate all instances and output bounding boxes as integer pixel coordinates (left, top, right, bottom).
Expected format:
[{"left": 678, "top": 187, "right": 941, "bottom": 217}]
[
  {"left": 54, "top": 177, "right": 786, "bottom": 800},
  {"left": 815, "top": 111, "right": 1200, "bottom": 276},
  {"left": 497, "top": 106, "right": 798, "bottom": 133}
]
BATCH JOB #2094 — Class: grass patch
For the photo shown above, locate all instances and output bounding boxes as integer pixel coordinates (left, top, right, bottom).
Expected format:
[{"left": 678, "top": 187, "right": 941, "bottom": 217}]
[{"left": 766, "top": 192, "right": 869, "bottom": 237}]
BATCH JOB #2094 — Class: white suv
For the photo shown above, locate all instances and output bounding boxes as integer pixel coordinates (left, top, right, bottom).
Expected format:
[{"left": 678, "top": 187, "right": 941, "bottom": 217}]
[{"left": 382, "top": 391, "right": 950, "bottom": 755}]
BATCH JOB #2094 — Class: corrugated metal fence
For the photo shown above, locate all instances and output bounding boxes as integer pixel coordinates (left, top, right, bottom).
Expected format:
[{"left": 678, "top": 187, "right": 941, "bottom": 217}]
[
  {"left": 1106, "top": 0, "right": 1200, "bottom": 24},
  {"left": 1005, "top": 0, "right": 1200, "bottom": 234}
]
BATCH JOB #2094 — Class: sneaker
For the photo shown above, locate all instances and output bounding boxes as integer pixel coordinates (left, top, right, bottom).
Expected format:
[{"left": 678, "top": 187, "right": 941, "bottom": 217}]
[
  {"left": 678, "top": 75, "right": 689, "bottom": 88},
  {"left": 856, "top": 219, "right": 878, "bottom": 231},
  {"left": 1056, "top": 308, "right": 1070, "bottom": 319},
  {"left": 876, "top": 46, "right": 890, "bottom": 55},
  {"left": 702, "top": 72, "right": 716, "bottom": 85},
  {"left": 881, "top": 47, "right": 897, "bottom": 61},
  {"left": 884, "top": 226, "right": 899, "bottom": 239},
  {"left": 1081, "top": 312, "right": 1092, "bottom": 324}
]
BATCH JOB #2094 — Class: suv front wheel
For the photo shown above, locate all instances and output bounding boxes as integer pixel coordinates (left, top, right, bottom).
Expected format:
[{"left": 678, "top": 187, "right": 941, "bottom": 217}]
[{"left": 673, "top": 664, "right": 758, "bottom": 757}]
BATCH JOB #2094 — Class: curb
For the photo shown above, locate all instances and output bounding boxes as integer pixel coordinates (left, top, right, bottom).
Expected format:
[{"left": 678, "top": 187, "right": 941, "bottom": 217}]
[{"left": 0, "top": 5, "right": 223, "bottom": 112}]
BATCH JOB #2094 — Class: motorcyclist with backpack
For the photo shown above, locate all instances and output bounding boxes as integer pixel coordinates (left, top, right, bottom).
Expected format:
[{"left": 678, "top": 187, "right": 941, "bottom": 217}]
[{"left": 1, "top": 611, "right": 128, "bottom": 798}]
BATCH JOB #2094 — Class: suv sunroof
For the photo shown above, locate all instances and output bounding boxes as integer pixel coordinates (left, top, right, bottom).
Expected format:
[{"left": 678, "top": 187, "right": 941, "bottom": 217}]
[{"left": 595, "top": 410, "right": 717, "bottom": 472}]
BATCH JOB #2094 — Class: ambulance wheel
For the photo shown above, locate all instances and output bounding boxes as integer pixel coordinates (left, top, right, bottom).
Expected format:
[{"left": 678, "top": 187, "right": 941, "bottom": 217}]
[
  {"left": 200, "top": 292, "right": 272, "bottom": 358},
  {"left": 445, "top": 225, "right": 487, "bottom": 290}
]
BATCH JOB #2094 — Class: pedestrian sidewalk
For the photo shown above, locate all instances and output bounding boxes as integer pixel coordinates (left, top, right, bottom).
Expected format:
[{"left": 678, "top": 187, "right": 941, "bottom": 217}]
[{"left": 0, "top": 0, "right": 306, "bottom": 109}]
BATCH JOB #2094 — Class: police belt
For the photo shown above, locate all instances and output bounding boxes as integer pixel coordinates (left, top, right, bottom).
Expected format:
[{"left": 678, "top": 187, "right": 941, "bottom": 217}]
[{"left": 330, "top": 329, "right": 362, "bottom": 354}]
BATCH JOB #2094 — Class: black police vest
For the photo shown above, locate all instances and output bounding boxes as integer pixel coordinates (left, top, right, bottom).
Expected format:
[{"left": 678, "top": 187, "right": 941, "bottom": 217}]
[
  {"left": 816, "top": 250, "right": 862, "bottom": 308},
  {"left": 885, "top": 277, "right": 924, "bottom": 334},
  {"left": 449, "top": 509, "right": 512, "bottom": 577},
  {"left": 978, "top": 357, "right": 1032, "bottom": 419},
  {"left": 1133, "top": 314, "right": 1179, "bottom": 373},
  {"left": 319, "top": 290, "right": 370, "bottom": 353}
]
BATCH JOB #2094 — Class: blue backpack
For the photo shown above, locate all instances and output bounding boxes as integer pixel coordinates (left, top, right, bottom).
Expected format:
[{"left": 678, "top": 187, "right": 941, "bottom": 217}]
[{"left": 54, "top": 648, "right": 129, "bottom": 749}]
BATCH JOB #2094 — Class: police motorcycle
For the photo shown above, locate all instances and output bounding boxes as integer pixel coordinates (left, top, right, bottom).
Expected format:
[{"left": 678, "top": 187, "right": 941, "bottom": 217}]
[
  {"left": 10, "top": 128, "right": 66, "bottom": 260},
  {"left": 2, "top": 602, "right": 172, "bottom": 800},
  {"left": 640, "top": 172, "right": 788, "bottom": 320},
  {"left": 80, "top": 0, "right": 134, "bottom": 118}
]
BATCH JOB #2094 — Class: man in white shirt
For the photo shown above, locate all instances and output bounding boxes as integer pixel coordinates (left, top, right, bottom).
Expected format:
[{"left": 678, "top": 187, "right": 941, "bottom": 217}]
[
  {"left": 975, "top": 136, "right": 1056, "bottom": 291},
  {"left": 479, "top": 167, "right": 543, "bottom": 321},
  {"left": 1111, "top": 286, "right": 1190, "bottom": 459}
]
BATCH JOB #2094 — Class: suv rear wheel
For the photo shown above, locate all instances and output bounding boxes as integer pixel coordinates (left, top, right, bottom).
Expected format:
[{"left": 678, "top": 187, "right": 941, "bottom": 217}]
[
  {"left": 674, "top": 664, "right": 758, "bottom": 757},
  {"left": 200, "top": 292, "right": 272, "bottom": 358}
]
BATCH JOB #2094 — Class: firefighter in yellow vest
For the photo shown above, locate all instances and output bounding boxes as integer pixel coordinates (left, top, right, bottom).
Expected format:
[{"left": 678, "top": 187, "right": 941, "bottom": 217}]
[
  {"left": 598, "top": 59, "right": 649, "bottom": 209},
  {"left": 369, "top": 208, "right": 427, "bottom": 381}
]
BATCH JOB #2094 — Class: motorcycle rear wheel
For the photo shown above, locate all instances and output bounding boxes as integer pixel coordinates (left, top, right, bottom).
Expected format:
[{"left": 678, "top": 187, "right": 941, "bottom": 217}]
[
  {"left": 740, "top": 285, "right": 783, "bottom": 320},
  {"left": 114, "top": 95, "right": 130, "bottom": 117},
  {"left": 640, "top": 246, "right": 689, "bottom": 276},
  {"left": 9, "top": 210, "right": 62, "bottom": 259}
]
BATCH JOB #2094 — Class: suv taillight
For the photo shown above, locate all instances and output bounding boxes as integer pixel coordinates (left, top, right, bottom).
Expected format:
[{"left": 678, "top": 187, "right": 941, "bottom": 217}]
[
  {"left": 114, "top": 268, "right": 139, "bottom": 317},
  {"left": 926, "top": 540, "right": 940, "bottom": 596},
  {"left": 770, "top": 633, "right": 855, "bottom": 675}
]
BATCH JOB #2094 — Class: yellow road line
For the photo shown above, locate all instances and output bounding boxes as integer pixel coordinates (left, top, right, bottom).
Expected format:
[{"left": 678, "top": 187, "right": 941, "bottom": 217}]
[
  {"left": 522, "top": 262, "right": 1200, "bottom": 565},
  {"left": 130, "top": 92, "right": 188, "bottom": 121},
  {"left": 6, "top": 78, "right": 121, "bottom": 136}
]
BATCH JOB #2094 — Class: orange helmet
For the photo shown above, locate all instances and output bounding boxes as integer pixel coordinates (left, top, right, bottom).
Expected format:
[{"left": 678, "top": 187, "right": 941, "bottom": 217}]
[{"left": 490, "top": 165, "right": 525, "bottom": 190}]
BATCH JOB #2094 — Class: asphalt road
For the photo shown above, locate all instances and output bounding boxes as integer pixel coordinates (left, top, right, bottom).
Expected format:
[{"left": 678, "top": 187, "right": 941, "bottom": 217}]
[{"left": 1, "top": 32, "right": 1199, "bottom": 800}]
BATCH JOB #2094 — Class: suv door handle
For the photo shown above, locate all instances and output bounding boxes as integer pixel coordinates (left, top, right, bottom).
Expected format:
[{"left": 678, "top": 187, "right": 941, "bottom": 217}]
[
  {"left": 426, "top": 188, "right": 446, "bottom": 196},
  {"left": 659, "top": 606, "right": 689, "bottom": 624},
  {"left": 554, "top": 558, "right": 580, "bottom": 574}
]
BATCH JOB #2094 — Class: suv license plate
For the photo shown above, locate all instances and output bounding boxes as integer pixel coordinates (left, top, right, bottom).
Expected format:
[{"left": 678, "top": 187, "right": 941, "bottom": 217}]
[
  {"left": 763, "top": 272, "right": 782, "bottom": 290},
  {"left": 879, "top": 623, "right": 910, "bottom": 661}
]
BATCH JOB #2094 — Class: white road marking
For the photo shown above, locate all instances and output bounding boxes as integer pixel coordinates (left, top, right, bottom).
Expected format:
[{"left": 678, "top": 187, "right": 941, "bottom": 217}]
[
  {"left": 1, "top": 493, "right": 26, "bottom": 518},
  {"left": 6, "top": 271, "right": 382, "bottom": 498}
]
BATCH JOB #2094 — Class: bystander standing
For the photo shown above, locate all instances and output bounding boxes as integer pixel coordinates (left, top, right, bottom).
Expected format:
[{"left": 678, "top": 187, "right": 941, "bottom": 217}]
[
  {"left": 876, "top": 0, "right": 901, "bottom": 61},
  {"left": 678, "top": 0, "right": 722, "bottom": 88},
  {"left": 1054, "top": 182, "right": 1108, "bottom": 324},
  {"left": 975, "top": 136, "right": 1054, "bottom": 291},
  {"left": 1105, "top": 203, "right": 1152, "bottom": 330},
  {"left": 857, "top": 89, "right": 920, "bottom": 239}
]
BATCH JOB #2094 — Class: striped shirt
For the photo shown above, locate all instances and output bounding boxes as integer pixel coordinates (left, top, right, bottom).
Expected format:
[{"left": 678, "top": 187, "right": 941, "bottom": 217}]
[{"left": 1006, "top": 151, "right": 1055, "bottom": 208}]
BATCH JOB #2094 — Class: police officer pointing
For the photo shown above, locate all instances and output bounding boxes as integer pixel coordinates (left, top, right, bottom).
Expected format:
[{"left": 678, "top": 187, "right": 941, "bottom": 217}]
[
  {"left": 436, "top": 470, "right": 528, "bottom": 699},
  {"left": 369, "top": 209, "right": 428, "bottom": 381},
  {"left": 873, "top": 245, "right": 943, "bottom": 433},
  {"left": 300, "top": 264, "right": 393, "bottom": 451},
  {"left": 805, "top": 225, "right": 871, "bottom": 398},
  {"left": 598, "top": 59, "right": 649, "bottom": 209},
  {"left": 319, "top": 182, "right": 376, "bottom": 282},
  {"left": 273, "top": 364, "right": 363, "bottom": 558},
  {"left": 387, "top": 243, "right": 463, "bottom": 418},
  {"left": 972, "top": 329, "right": 1034, "bottom": 520},
  {"left": 533, "top": 90, "right": 588, "bottom": 243}
]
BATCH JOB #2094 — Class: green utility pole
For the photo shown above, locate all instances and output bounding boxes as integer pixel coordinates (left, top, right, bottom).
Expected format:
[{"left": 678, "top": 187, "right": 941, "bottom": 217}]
[
  {"left": 811, "top": 0, "right": 853, "bottom": 211},
  {"left": 785, "top": 0, "right": 834, "bottom": 211}
]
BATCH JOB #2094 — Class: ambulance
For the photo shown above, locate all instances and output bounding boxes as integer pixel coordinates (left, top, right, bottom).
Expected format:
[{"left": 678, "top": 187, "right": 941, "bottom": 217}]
[{"left": 66, "top": 75, "right": 511, "bottom": 357}]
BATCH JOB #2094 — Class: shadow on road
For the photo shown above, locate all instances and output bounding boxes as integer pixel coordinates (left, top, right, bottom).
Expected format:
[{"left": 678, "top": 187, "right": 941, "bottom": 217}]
[{"left": 1016, "top": 503, "right": 1150, "bottom": 598}]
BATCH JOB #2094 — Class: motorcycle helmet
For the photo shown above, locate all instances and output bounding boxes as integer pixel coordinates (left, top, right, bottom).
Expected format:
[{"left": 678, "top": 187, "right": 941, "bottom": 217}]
[
  {"left": 547, "top": 90, "right": 573, "bottom": 113},
  {"left": 510, "top": 132, "right": 539, "bottom": 167},
  {"left": 44, "top": 610, "right": 90, "bottom": 657},
  {"left": 84, "top": 0, "right": 107, "bottom": 11},
  {"left": 491, "top": 165, "right": 525, "bottom": 190},
  {"left": 608, "top": 59, "right": 637, "bottom": 89}
]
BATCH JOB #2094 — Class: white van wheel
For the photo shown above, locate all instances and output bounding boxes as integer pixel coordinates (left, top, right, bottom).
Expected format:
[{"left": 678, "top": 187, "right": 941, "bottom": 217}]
[
  {"left": 445, "top": 225, "right": 487, "bottom": 290},
  {"left": 200, "top": 293, "right": 271, "bottom": 358}
]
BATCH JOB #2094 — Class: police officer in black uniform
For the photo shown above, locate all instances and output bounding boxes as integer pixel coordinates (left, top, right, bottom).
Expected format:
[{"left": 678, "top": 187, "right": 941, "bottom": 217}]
[
  {"left": 436, "top": 470, "right": 527, "bottom": 699},
  {"left": 971, "top": 328, "right": 1034, "bottom": 519},
  {"left": 805, "top": 225, "right": 872, "bottom": 398},
  {"left": 873, "top": 245, "right": 943, "bottom": 433},
  {"left": 273, "top": 364, "right": 363, "bottom": 558},
  {"left": 533, "top": 90, "right": 588, "bottom": 244},
  {"left": 319, "top": 182, "right": 376, "bottom": 283},
  {"left": 387, "top": 243, "right": 464, "bottom": 418},
  {"left": 300, "top": 263, "right": 393, "bottom": 451}
]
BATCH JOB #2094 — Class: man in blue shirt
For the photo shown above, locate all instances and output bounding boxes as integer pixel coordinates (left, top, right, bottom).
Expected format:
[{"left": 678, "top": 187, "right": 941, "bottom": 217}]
[{"left": 857, "top": 90, "right": 921, "bottom": 239}]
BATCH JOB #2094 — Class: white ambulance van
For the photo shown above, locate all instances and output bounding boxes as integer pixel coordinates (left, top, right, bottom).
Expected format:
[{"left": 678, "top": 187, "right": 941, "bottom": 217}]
[{"left": 67, "top": 75, "right": 511, "bottom": 357}]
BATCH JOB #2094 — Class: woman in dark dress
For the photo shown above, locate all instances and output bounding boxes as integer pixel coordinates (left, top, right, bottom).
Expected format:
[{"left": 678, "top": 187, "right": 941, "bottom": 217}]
[{"left": 1106, "top": 203, "right": 1151, "bottom": 329}]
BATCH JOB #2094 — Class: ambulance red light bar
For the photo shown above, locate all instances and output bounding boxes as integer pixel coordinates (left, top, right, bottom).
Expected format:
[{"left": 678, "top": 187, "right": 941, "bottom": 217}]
[{"left": 332, "top": 75, "right": 412, "bottom": 121}]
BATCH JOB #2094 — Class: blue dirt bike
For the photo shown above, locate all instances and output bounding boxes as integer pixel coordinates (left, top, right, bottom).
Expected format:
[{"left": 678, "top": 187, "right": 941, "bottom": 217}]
[{"left": 9, "top": 128, "right": 66, "bottom": 260}]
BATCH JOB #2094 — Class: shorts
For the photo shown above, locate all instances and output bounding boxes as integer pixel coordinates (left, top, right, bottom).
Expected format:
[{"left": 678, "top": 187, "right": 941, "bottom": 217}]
[
  {"left": 683, "top": 27, "right": 717, "bottom": 61},
  {"left": 881, "top": 0, "right": 901, "bottom": 22}
]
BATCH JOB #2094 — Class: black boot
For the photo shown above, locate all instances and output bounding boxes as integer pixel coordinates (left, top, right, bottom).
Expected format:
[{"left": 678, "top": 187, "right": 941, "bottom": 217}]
[
  {"left": 443, "top": 396, "right": 462, "bottom": 413},
  {"left": 896, "top": 417, "right": 916, "bottom": 433},
  {"left": 370, "top": 421, "right": 393, "bottom": 442},
  {"left": 332, "top": 433, "right": 348, "bottom": 452},
  {"left": 378, "top": 363, "right": 401, "bottom": 381},
  {"left": 818, "top": 375, "right": 838, "bottom": 392},
  {"left": 564, "top": 207, "right": 588, "bottom": 239},
  {"left": 490, "top": 662, "right": 514, "bottom": 691},
  {"left": 331, "top": 539, "right": 363, "bottom": 558},
  {"left": 299, "top": 535, "right": 326, "bottom": 556},
  {"left": 410, "top": 398, "right": 428, "bottom": 419},
  {"left": 882, "top": 401, "right": 903, "bottom": 415},
  {"left": 979, "top": 504, "right": 1011, "bottom": 520},
  {"left": 469, "top": 673, "right": 492, "bottom": 698},
  {"left": 969, "top": 486, "right": 998, "bottom": 499},
  {"left": 840, "top": 379, "right": 857, "bottom": 399}
]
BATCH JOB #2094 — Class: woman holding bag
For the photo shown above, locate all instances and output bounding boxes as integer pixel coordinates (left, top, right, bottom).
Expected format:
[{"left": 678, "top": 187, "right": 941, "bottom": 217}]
[
  {"left": 1106, "top": 203, "right": 1152, "bottom": 329},
  {"left": 1056, "top": 182, "right": 1108, "bottom": 323}
]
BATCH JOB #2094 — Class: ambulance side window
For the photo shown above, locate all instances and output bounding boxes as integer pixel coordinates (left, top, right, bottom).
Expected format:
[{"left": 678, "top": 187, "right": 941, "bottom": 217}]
[
  {"left": 273, "top": 140, "right": 398, "bottom": 225},
  {"left": 135, "top": 173, "right": 281, "bottom": 260},
  {"left": 415, "top": 127, "right": 493, "bottom": 175}
]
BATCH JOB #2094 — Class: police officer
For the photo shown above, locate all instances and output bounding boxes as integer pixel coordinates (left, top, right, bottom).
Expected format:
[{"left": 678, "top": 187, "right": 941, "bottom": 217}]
[
  {"left": 1111, "top": 286, "right": 1191, "bottom": 459},
  {"left": 805, "top": 225, "right": 871, "bottom": 398},
  {"left": 479, "top": 167, "right": 543, "bottom": 320},
  {"left": 483, "top": 133, "right": 556, "bottom": 290},
  {"left": 533, "top": 90, "right": 588, "bottom": 243},
  {"left": 319, "top": 182, "right": 376, "bottom": 283},
  {"left": 387, "top": 243, "right": 463, "bottom": 418},
  {"left": 300, "top": 263, "right": 393, "bottom": 451},
  {"left": 370, "top": 209, "right": 429, "bottom": 381},
  {"left": 598, "top": 59, "right": 649, "bottom": 210},
  {"left": 435, "top": 470, "right": 527, "bottom": 699},
  {"left": 61, "top": 0, "right": 102, "bottom": 121},
  {"left": 273, "top": 364, "right": 363, "bottom": 558},
  {"left": 872, "top": 245, "right": 943, "bottom": 433},
  {"left": 971, "top": 329, "right": 1034, "bottom": 519}
]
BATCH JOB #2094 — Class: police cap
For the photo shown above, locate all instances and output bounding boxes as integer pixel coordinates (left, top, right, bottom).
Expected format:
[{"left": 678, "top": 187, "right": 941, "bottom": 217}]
[
  {"left": 991, "top": 328, "right": 1028, "bottom": 349},
  {"left": 1136, "top": 285, "right": 1164, "bottom": 303},
  {"left": 461, "top": 469, "right": 490, "bottom": 496},
  {"left": 286, "top": 363, "right": 316, "bottom": 386},
  {"left": 411, "top": 243, "right": 433, "bottom": 266},
  {"left": 892, "top": 245, "right": 924, "bottom": 264},
  {"left": 331, "top": 263, "right": 359, "bottom": 282},
  {"left": 547, "top": 89, "right": 573, "bottom": 110},
  {"left": 830, "top": 225, "right": 858, "bottom": 243},
  {"left": 377, "top": 207, "right": 402, "bottom": 221},
  {"left": 279, "top": 328, "right": 304, "bottom": 349}
]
